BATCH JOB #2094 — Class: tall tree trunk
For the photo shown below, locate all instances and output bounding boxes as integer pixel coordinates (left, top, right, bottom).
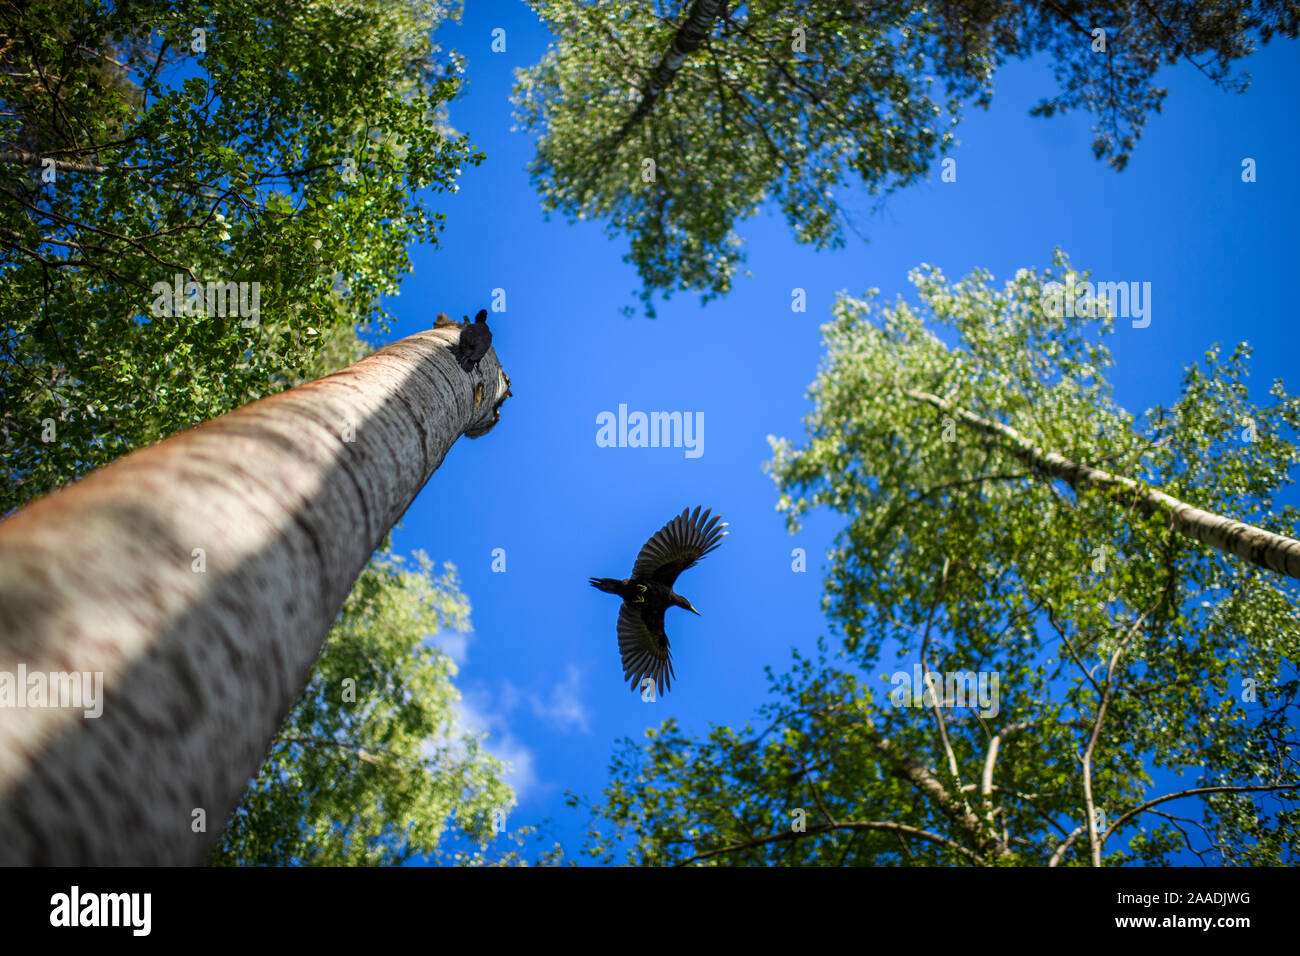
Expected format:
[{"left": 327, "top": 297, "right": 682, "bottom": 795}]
[
  {"left": 0, "top": 324, "right": 510, "bottom": 864},
  {"left": 905, "top": 389, "right": 1300, "bottom": 580}
]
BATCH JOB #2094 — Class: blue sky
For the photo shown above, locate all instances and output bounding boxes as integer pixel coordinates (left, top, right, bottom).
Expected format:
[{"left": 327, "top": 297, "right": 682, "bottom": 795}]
[{"left": 382, "top": 5, "right": 1299, "bottom": 862}]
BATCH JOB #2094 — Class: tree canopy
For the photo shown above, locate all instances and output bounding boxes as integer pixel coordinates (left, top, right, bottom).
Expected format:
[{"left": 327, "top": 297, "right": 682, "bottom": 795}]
[
  {"left": 573, "top": 254, "right": 1300, "bottom": 865},
  {"left": 2, "top": 0, "right": 479, "bottom": 513},
  {"left": 515, "top": 0, "right": 1298, "bottom": 307}
]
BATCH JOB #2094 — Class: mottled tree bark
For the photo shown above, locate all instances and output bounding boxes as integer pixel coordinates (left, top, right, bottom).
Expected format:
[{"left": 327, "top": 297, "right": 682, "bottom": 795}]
[
  {"left": 0, "top": 325, "right": 510, "bottom": 864},
  {"left": 905, "top": 388, "right": 1300, "bottom": 580}
]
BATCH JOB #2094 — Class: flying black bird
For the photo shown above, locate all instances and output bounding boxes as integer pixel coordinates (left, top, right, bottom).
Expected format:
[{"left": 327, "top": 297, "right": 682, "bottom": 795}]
[
  {"left": 589, "top": 506, "right": 727, "bottom": 695},
  {"left": 455, "top": 308, "right": 492, "bottom": 372}
]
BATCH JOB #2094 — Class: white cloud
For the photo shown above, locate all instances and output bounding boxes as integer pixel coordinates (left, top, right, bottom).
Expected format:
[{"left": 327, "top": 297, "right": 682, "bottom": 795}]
[
  {"left": 500, "top": 664, "right": 591, "bottom": 734},
  {"left": 436, "top": 665, "right": 590, "bottom": 807},
  {"left": 535, "top": 665, "right": 591, "bottom": 734},
  {"left": 453, "top": 690, "right": 540, "bottom": 802},
  {"left": 426, "top": 627, "right": 470, "bottom": 666}
]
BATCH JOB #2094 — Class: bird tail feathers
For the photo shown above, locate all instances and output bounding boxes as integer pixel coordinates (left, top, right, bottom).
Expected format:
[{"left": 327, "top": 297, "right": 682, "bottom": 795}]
[{"left": 453, "top": 341, "right": 475, "bottom": 372}]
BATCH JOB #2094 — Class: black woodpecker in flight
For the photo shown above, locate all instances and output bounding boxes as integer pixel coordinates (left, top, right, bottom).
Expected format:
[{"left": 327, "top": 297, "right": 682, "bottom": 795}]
[{"left": 589, "top": 506, "right": 727, "bottom": 695}]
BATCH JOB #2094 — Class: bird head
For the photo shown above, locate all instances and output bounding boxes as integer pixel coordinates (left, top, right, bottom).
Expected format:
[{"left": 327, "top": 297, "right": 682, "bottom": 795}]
[{"left": 674, "top": 594, "right": 700, "bottom": 615}]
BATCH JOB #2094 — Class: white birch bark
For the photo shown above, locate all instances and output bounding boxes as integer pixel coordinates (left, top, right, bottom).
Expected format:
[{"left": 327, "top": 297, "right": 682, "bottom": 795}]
[
  {"left": 905, "top": 388, "right": 1300, "bottom": 580},
  {"left": 609, "top": 0, "right": 724, "bottom": 147}
]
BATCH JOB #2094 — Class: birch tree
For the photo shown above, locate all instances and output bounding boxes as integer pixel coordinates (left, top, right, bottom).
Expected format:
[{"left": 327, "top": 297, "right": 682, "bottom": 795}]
[
  {"left": 572, "top": 254, "right": 1299, "bottom": 865},
  {"left": 2, "top": 0, "right": 519, "bottom": 864},
  {"left": 0, "top": 324, "right": 510, "bottom": 864}
]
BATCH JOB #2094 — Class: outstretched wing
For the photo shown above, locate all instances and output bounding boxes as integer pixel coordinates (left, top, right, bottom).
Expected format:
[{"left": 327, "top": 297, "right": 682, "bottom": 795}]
[
  {"left": 617, "top": 603, "right": 675, "bottom": 696},
  {"left": 630, "top": 506, "right": 727, "bottom": 587}
]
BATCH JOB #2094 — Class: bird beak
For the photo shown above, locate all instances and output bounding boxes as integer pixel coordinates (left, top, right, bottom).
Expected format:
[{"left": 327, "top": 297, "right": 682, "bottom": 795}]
[{"left": 688, "top": 603, "right": 700, "bottom": 615}]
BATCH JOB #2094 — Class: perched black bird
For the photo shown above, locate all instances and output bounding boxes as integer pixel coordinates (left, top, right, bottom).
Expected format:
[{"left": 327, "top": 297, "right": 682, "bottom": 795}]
[
  {"left": 455, "top": 308, "right": 492, "bottom": 372},
  {"left": 589, "top": 506, "right": 727, "bottom": 695}
]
